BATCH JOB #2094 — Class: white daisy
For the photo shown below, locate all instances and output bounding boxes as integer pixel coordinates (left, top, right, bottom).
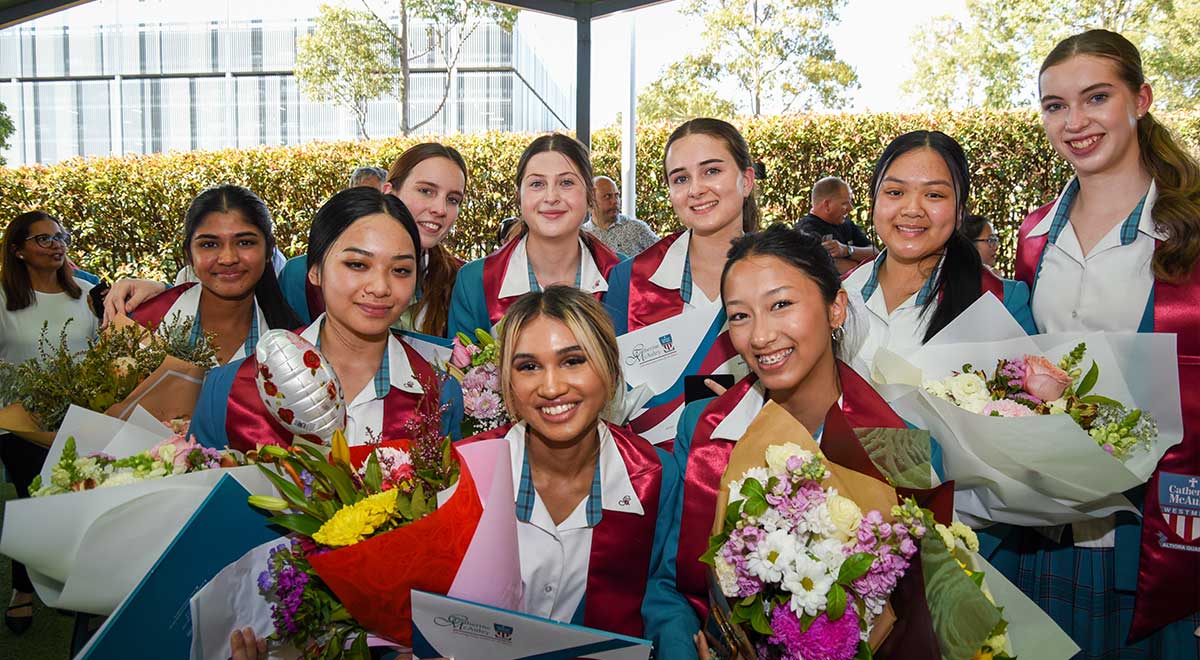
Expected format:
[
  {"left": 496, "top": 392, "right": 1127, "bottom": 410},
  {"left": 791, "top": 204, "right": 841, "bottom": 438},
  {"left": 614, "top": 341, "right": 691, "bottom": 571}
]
[{"left": 784, "top": 553, "right": 835, "bottom": 617}]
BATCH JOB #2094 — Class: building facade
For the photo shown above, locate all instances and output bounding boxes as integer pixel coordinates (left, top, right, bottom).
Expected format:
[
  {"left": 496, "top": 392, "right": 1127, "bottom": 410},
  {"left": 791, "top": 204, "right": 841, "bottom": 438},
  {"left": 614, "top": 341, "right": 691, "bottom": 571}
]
[{"left": 0, "top": 0, "right": 573, "bottom": 165}]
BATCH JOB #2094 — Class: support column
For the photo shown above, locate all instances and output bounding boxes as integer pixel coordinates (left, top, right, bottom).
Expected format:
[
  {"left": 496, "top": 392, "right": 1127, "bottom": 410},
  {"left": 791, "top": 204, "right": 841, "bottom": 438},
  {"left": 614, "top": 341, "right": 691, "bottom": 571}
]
[
  {"left": 621, "top": 15, "right": 637, "bottom": 218},
  {"left": 574, "top": 6, "right": 591, "bottom": 147}
]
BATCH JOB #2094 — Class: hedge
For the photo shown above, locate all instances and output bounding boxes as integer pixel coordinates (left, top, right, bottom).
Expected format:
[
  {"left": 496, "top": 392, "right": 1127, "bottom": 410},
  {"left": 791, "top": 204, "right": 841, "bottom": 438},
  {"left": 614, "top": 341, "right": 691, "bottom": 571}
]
[{"left": 2, "top": 111, "right": 1197, "bottom": 281}]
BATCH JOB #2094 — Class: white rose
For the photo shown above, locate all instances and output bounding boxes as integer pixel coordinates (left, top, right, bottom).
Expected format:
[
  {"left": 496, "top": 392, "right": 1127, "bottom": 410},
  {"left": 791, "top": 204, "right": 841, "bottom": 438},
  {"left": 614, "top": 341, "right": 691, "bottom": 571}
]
[
  {"left": 959, "top": 393, "right": 992, "bottom": 414},
  {"left": 714, "top": 555, "right": 740, "bottom": 598},
  {"left": 765, "top": 443, "right": 813, "bottom": 474},
  {"left": 947, "top": 373, "right": 989, "bottom": 404},
  {"left": 826, "top": 494, "right": 864, "bottom": 542},
  {"left": 98, "top": 471, "right": 139, "bottom": 489}
]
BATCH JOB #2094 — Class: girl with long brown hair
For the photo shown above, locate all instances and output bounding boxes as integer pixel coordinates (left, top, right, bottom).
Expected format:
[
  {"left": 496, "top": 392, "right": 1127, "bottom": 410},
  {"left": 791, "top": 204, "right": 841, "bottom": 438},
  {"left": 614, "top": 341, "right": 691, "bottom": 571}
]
[{"left": 996, "top": 28, "right": 1200, "bottom": 659}]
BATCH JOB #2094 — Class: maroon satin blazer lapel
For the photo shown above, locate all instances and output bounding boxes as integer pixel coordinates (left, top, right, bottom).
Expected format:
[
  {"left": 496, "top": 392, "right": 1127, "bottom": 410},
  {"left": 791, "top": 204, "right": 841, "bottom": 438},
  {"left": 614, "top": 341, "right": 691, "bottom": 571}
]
[
  {"left": 131, "top": 282, "right": 196, "bottom": 327},
  {"left": 626, "top": 231, "right": 687, "bottom": 331},
  {"left": 584, "top": 423, "right": 662, "bottom": 638}
]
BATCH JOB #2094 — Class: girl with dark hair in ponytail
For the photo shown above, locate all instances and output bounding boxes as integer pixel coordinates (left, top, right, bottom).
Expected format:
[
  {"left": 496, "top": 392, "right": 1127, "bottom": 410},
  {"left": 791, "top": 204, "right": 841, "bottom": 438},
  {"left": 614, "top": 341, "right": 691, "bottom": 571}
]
[
  {"left": 993, "top": 29, "right": 1200, "bottom": 658},
  {"left": 447, "top": 133, "right": 621, "bottom": 339},
  {"left": 128, "top": 185, "right": 300, "bottom": 365},
  {"left": 191, "top": 187, "right": 462, "bottom": 453},
  {"left": 603, "top": 118, "right": 758, "bottom": 445},
  {"left": 841, "top": 131, "right": 1036, "bottom": 371}
]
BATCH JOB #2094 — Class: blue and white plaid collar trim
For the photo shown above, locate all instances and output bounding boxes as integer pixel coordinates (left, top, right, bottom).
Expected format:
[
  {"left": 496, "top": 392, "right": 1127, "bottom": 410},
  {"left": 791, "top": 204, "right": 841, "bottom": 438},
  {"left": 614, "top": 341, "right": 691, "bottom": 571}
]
[
  {"left": 859, "top": 250, "right": 940, "bottom": 307},
  {"left": 509, "top": 422, "right": 643, "bottom": 526},
  {"left": 187, "top": 296, "right": 262, "bottom": 361},
  {"left": 1028, "top": 178, "right": 1161, "bottom": 245}
]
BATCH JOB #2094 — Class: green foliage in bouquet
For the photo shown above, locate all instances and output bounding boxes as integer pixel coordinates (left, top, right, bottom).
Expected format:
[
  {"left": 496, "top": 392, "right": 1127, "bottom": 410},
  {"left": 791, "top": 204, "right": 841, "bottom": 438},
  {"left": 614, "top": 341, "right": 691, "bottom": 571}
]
[{"left": 0, "top": 314, "right": 217, "bottom": 430}]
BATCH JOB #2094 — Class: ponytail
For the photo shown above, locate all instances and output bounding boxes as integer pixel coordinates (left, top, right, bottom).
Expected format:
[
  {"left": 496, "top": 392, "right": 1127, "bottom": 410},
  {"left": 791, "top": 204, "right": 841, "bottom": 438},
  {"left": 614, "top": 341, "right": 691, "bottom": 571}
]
[{"left": 1138, "top": 114, "right": 1200, "bottom": 282}]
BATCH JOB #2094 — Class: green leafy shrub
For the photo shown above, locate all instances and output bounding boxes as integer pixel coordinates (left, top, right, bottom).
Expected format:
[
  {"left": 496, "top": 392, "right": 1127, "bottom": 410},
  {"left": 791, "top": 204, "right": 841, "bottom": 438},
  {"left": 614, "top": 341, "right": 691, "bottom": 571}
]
[{"left": 1, "top": 112, "right": 1196, "bottom": 279}]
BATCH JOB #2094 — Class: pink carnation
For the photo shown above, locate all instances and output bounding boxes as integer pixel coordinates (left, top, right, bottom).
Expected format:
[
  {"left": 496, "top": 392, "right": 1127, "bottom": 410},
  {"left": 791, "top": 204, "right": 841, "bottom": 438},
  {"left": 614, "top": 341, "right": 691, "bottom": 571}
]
[
  {"left": 981, "top": 399, "right": 1036, "bottom": 418},
  {"left": 769, "top": 602, "right": 860, "bottom": 660}
]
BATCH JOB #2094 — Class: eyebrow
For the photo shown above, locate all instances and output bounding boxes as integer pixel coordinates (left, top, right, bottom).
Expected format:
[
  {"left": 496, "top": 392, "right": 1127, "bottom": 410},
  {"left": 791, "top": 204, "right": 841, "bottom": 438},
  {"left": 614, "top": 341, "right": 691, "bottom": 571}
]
[
  {"left": 341, "top": 247, "right": 416, "bottom": 261},
  {"left": 881, "top": 175, "right": 953, "bottom": 187},
  {"left": 1040, "top": 82, "right": 1114, "bottom": 103},
  {"left": 512, "top": 344, "right": 585, "bottom": 361},
  {"left": 668, "top": 157, "right": 725, "bottom": 178},
  {"left": 193, "top": 231, "right": 261, "bottom": 240}
]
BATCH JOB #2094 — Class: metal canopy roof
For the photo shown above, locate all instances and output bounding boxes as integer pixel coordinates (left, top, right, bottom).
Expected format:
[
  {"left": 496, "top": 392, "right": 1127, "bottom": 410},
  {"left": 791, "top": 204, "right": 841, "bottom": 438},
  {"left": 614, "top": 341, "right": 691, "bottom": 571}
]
[{"left": 0, "top": 0, "right": 671, "bottom": 145}]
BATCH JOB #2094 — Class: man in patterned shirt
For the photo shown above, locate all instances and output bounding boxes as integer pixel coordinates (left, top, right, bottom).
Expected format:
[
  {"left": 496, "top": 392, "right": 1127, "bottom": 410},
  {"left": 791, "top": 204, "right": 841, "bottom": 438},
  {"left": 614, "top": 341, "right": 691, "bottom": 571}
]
[{"left": 583, "top": 176, "right": 659, "bottom": 258}]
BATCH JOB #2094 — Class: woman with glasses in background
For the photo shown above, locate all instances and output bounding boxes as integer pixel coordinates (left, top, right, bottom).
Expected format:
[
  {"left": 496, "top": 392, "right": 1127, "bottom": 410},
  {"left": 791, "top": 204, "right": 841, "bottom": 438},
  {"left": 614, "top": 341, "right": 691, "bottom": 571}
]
[
  {"left": 0, "top": 211, "right": 100, "bottom": 635},
  {"left": 962, "top": 213, "right": 1000, "bottom": 270}
]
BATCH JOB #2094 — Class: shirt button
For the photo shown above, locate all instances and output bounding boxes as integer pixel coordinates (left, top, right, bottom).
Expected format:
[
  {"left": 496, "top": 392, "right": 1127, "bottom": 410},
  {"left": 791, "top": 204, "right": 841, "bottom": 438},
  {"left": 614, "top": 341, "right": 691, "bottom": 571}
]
[
  {"left": 544, "top": 585, "right": 554, "bottom": 593},
  {"left": 1072, "top": 310, "right": 1079, "bottom": 319}
]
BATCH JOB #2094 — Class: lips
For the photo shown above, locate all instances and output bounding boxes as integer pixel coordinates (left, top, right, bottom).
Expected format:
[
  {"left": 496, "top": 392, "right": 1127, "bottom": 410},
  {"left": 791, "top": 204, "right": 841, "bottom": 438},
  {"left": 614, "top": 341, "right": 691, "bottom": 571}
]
[
  {"left": 212, "top": 270, "right": 248, "bottom": 280},
  {"left": 690, "top": 200, "right": 718, "bottom": 214},
  {"left": 538, "top": 400, "right": 579, "bottom": 421},
  {"left": 1066, "top": 134, "right": 1102, "bottom": 156},
  {"left": 756, "top": 347, "right": 794, "bottom": 370},
  {"left": 355, "top": 302, "right": 394, "bottom": 318},
  {"left": 893, "top": 224, "right": 927, "bottom": 238},
  {"left": 418, "top": 221, "right": 443, "bottom": 235}
]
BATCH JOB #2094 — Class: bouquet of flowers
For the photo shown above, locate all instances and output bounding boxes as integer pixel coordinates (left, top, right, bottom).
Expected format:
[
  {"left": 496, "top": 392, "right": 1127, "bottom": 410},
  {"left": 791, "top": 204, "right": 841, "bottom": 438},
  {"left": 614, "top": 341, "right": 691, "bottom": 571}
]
[
  {"left": 30, "top": 423, "right": 228, "bottom": 495},
  {"left": 446, "top": 329, "right": 510, "bottom": 436},
  {"left": 247, "top": 418, "right": 519, "bottom": 655},
  {"left": 871, "top": 295, "right": 1184, "bottom": 527},
  {"left": 0, "top": 313, "right": 217, "bottom": 444},
  {"left": 703, "top": 402, "right": 1081, "bottom": 660},
  {"left": 0, "top": 405, "right": 275, "bottom": 614},
  {"left": 925, "top": 342, "right": 1156, "bottom": 461},
  {"left": 704, "top": 442, "right": 929, "bottom": 659}
]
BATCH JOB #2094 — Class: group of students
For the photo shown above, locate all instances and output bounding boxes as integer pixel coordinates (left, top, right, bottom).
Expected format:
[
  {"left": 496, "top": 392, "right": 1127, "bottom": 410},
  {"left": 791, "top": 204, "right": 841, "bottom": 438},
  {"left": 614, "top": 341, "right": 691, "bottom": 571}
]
[{"left": 1, "top": 28, "right": 1197, "bottom": 659}]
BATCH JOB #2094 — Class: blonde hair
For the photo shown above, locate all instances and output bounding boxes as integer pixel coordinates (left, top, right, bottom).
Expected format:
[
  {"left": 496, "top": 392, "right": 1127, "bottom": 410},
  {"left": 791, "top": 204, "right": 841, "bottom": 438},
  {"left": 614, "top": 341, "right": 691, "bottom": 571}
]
[{"left": 497, "top": 285, "right": 623, "bottom": 421}]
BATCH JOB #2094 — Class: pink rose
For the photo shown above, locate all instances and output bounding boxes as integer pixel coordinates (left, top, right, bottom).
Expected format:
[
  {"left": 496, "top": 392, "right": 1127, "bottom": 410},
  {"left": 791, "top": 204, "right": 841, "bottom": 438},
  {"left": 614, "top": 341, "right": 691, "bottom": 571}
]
[
  {"left": 450, "top": 338, "right": 472, "bottom": 369},
  {"left": 1023, "top": 355, "right": 1072, "bottom": 402},
  {"left": 151, "top": 434, "right": 198, "bottom": 472}
]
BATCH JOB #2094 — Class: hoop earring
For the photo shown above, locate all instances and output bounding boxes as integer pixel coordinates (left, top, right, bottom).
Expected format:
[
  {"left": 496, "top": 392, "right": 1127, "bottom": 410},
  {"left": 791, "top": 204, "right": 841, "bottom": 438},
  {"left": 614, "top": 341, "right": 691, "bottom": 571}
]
[{"left": 831, "top": 325, "right": 845, "bottom": 342}]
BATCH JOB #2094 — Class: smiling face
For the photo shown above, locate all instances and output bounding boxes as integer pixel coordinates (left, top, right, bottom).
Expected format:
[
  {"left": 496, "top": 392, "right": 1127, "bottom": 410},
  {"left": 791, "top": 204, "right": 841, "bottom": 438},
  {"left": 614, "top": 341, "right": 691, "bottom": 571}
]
[
  {"left": 519, "top": 151, "right": 589, "bottom": 242},
  {"left": 384, "top": 156, "right": 465, "bottom": 250},
  {"left": 507, "top": 314, "right": 608, "bottom": 448},
  {"left": 308, "top": 213, "right": 418, "bottom": 340},
  {"left": 665, "top": 133, "right": 754, "bottom": 238},
  {"left": 1039, "top": 54, "right": 1150, "bottom": 179},
  {"left": 724, "top": 254, "right": 846, "bottom": 395},
  {"left": 187, "top": 211, "right": 268, "bottom": 301},
  {"left": 15, "top": 218, "right": 69, "bottom": 275},
  {"left": 872, "top": 148, "right": 959, "bottom": 267}
]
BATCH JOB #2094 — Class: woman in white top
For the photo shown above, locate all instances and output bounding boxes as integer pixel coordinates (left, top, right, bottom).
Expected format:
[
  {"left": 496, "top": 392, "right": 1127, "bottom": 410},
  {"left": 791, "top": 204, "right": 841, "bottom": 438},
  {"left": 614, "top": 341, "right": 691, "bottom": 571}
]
[
  {"left": 0, "top": 210, "right": 98, "bottom": 634},
  {"left": 997, "top": 29, "right": 1200, "bottom": 659},
  {"left": 841, "top": 131, "right": 1036, "bottom": 373}
]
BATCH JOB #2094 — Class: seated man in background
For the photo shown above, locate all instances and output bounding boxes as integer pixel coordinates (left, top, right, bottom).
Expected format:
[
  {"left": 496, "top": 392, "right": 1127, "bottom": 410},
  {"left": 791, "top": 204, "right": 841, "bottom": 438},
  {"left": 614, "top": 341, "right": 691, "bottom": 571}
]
[
  {"left": 582, "top": 176, "right": 659, "bottom": 257},
  {"left": 794, "top": 176, "right": 877, "bottom": 274}
]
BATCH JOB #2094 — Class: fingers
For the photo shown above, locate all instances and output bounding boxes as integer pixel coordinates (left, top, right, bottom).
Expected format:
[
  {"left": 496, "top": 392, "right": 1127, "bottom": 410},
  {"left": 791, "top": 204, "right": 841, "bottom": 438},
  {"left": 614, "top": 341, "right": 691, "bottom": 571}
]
[
  {"left": 694, "top": 631, "right": 713, "bottom": 659},
  {"left": 704, "top": 378, "right": 729, "bottom": 397},
  {"left": 229, "top": 627, "right": 261, "bottom": 660}
]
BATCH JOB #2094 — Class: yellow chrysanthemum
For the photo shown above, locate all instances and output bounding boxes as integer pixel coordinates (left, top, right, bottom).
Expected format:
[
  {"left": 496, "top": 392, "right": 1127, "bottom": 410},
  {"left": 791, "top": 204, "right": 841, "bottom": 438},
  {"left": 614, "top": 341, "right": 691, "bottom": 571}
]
[{"left": 312, "top": 490, "right": 398, "bottom": 547}]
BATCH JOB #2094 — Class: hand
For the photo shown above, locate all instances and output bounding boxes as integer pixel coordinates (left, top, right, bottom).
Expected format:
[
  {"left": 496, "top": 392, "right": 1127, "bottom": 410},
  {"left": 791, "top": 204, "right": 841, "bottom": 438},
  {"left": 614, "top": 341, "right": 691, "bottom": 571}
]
[
  {"left": 102, "top": 278, "right": 167, "bottom": 325},
  {"left": 820, "top": 239, "right": 847, "bottom": 259},
  {"left": 704, "top": 378, "right": 729, "bottom": 397},
  {"left": 694, "top": 631, "right": 714, "bottom": 659},
  {"left": 230, "top": 627, "right": 267, "bottom": 660}
]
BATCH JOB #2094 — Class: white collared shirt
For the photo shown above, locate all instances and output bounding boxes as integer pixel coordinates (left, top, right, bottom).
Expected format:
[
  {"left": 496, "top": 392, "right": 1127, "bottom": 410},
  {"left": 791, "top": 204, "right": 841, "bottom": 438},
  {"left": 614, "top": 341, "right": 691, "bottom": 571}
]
[
  {"left": 1028, "top": 179, "right": 1159, "bottom": 333},
  {"left": 646, "top": 230, "right": 721, "bottom": 313},
  {"left": 166, "top": 283, "right": 270, "bottom": 366},
  {"left": 709, "top": 382, "right": 834, "bottom": 444},
  {"left": 497, "top": 235, "right": 610, "bottom": 302},
  {"left": 506, "top": 421, "right": 643, "bottom": 622},
  {"left": 842, "top": 253, "right": 941, "bottom": 375},
  {"left": 299, "top": 314, "right": 424, "bottom": 446}
]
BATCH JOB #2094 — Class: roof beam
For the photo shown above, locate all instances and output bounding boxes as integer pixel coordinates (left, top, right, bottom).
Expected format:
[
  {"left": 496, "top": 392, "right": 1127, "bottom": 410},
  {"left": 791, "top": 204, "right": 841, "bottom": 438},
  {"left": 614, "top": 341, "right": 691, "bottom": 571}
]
[{"left": 0, "top": 0, "right": 91, "bottom": 30}]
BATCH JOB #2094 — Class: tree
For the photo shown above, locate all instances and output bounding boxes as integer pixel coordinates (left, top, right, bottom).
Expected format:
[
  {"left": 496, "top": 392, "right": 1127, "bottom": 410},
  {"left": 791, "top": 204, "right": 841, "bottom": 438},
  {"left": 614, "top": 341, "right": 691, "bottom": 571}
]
[
  {"left": 0, "top": 101, "right": 14, "bottom": 166},
  {"left": 637, "top": 55, "right": 738, "bottom": 124},
  {"left": 903, "top": 0, "right": 1200, "bottom": 111},
  {"left": 681, "top": 0, "right": 859, "bottom": 115},
  {"left": 295, "top": 6, "right": 402, "bottom": 139},
  {"left": 296, "top": 1, "right": 518, "bottom": 136}
]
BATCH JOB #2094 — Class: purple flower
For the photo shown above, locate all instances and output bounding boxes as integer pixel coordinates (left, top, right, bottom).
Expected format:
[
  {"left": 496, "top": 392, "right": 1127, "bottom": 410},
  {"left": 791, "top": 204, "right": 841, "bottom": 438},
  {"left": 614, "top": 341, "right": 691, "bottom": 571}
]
[
  {"left": 769, "top": 603, "right": 860, "bottom": 660},
  {"left": 300, "top": 470, "right": 315, "bottom": 497},
  {"left": 736, "top": 575, "right": 763, "bottom": 598},
  {"left": 256, "top": 569, "right": 272, "bottom": 593}
]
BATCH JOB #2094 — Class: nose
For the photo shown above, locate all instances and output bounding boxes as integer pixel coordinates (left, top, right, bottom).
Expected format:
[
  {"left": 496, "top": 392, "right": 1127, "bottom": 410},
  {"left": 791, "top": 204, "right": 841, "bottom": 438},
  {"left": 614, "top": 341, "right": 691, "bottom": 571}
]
[
  {"left": 1065, "top": 104, "right": 1089, "bottom": 132},
  {"left": 363, "top": 265, "right": 392, "bottom": 298},
  {"left": 218, "top": 242, "right": 239, "bottom": 265},
  {"left": 430, "top": 195, "right": 446, "bottom": 217},
  {"left": 748, "top": 313, "right": 776, "bottom": 350},
  {"left": 538, "top": 364, "right": 568, "bottom": 399}
]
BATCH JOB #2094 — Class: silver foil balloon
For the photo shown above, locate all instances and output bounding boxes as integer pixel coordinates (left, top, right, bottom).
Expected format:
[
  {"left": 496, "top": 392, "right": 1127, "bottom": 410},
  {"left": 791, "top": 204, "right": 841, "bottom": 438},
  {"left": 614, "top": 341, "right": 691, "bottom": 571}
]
[{"left": 255, "top": 329, "right": 346, "bottom": 443}]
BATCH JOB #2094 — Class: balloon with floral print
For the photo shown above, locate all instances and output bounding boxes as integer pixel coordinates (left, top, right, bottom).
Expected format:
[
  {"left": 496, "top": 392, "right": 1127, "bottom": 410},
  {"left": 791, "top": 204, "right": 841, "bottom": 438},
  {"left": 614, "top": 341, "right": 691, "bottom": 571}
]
[{"left": 254, "top": 329, "right": 346, "bottom": 443}]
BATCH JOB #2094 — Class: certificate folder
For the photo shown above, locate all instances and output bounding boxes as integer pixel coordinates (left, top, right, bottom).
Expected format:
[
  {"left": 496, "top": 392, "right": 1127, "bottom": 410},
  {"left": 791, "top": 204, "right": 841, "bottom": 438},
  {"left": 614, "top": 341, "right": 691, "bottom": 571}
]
[{"left": 411, "top": 590, "right": 652, "bottom": 660}]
